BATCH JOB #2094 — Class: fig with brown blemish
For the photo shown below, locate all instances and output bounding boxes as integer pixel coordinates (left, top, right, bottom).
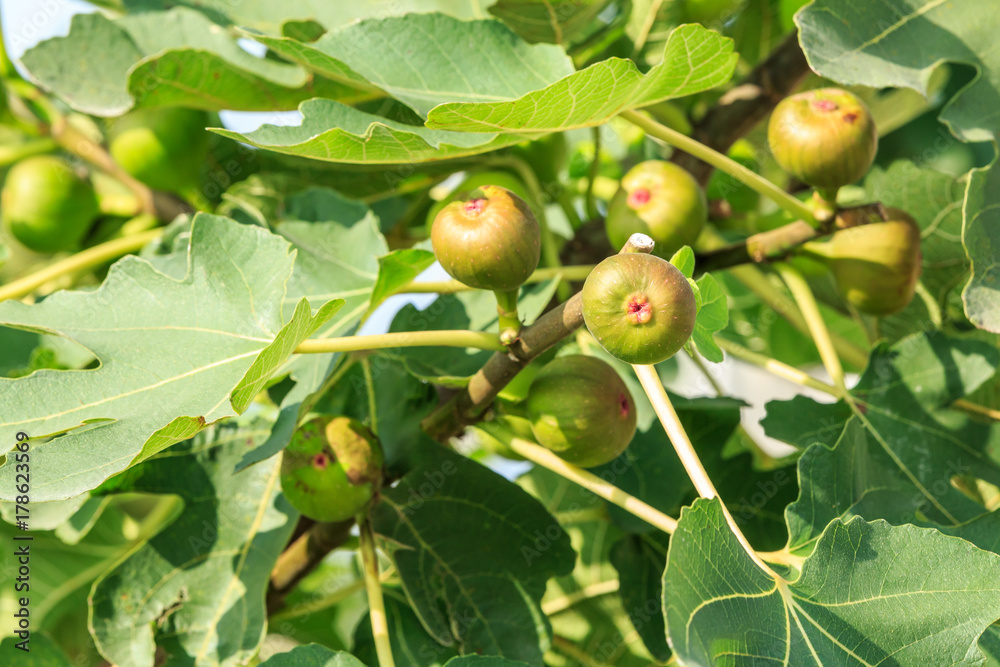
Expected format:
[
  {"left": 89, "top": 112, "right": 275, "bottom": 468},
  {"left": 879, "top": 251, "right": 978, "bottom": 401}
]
[{"left": 280, "top": 416, "right": 384, "bottom": 522}]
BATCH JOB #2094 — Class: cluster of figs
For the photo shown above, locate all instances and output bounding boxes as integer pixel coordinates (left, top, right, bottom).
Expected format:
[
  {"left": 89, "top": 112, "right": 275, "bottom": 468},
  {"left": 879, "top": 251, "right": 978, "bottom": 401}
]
[{"left": 280, "top": 87, "right": 923, "bottom": 520}]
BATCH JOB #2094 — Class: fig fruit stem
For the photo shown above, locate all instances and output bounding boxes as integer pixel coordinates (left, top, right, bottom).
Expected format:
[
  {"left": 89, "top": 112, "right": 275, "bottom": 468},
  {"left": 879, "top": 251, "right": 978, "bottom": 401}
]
[
  {"left": 494, "top": 288, "right": 522, "bottom": 345},
  {"left": 620, "top": 109, "right": 817, "bottom": 224},
  {"left": 585, "top": 126, "right": 601, "bottom": 220},
  {"left": 396, "top": 265, "right": 594, "bottom": 295},
  {"left": 0, "top": 223, "right": 161, "bottom": 303},
  {"left": 294, "top": 330, "right": 506, "bottom": 355},
  {"left": 632, "top": 364, "right": 781, "bottom": 579},
  {"left": 506, "top": 436, "right": 678, "bottom": 535},
  {"left": 358, "top": 514, "right": 396, "bottom": 667},
  {"left": 270, "top": 565, "right": 396, "bottom": 623},
  {"left": 361, "top": 357, "right": 379, "bottom": 436},
  {"left": 775, "top": 263, "right": 849, "bottom": 398}
]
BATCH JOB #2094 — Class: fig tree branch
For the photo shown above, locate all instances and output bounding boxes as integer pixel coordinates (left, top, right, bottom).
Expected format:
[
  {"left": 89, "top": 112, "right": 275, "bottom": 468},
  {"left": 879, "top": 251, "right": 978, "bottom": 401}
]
[
  {"left": 267, "top": 518, "right": 355, "bottom": 614},
  {"left": 672, "top": 31, "right": 811, "bottom": 184}
]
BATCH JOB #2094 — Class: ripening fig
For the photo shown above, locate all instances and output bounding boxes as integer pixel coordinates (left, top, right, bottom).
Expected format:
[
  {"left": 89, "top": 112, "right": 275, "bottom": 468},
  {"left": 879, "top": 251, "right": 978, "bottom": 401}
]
[
  {"left": 2, "top": 156, "right": 99, "bottom": 253},
  {"left": 810, "top": 209, "right": 922, "bottom": 316},
  {"left": 109, "top": 107, "right": 209, "bottom": 192},
  {"left": 431, "top": 184, "right": 541, "bottom": 292},
  {"left": 526, "top": 355, "right": 637, "bottom": 468},
  {"left": 425, "top": 170, "right": 537, "bottom": 234},
  {"left": 605, "top": 161, "right": 707, "bottom": 258},
  {"left": 280, "top": 416, "right": 384, "bottom": 522},
  {"left": 582, "top": 252, "right": 697, "bottom": 365},
  {"left": 767, "top": 88, "right": 877, "bottom": 195}
]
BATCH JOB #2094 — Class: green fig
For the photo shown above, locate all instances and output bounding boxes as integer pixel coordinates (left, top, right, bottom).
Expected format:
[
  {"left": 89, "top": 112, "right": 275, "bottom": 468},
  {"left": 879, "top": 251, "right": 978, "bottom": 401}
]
[
  {"left": 526, "top": 355, "right": 637, "bottom": 467},
  {"left": 605, "top": 161, "right": 707, "bottom": 258},
  {"left": 767, "top": 88, "right": 877, "bottom": 193},
  {"left": 425, "top": 170, "right": 537, "bottom": 233},
  {"left": 109, "top": 107, "right": 209, "bottom": 192},
  {"left": 816, "top": 209, "right": 922, "bottom": 316},
  {"left": 280, "top": 416, "right": 384, "bottom": 522},
  {"left": 582, "top": 252, "right": 697, "bottom": 365},
  {"left": 430, "top": 184, "right": 541, "bottom": 291},
  {"left": 2, "top": 156, "right": 99, "bottom": 253}
]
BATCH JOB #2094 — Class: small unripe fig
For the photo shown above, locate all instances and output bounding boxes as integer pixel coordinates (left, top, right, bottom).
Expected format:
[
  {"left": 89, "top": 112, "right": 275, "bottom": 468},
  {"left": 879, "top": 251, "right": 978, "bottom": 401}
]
[
  {"left": 109, "top": 107, "right": 209, "bottom": 192},
  {"left": 821, "top": 209, "right": 922, "bottom": 316},
  {"left": 280, "top": 416, "right": 384, "bottom": 522},
  {"left": 430, "top": 184, "right": 541, "bottom": 291},
  {"left": 605, "top": 161, "right": 707, "bottom": 258},
  {"left": 2, "top": 156, "right": 99, "bottom": 253},
  {"left": 768, "top": 88, "right": 877, "bottom": 192},
  {"left": 582, "top": 252, "right": 697, "bottom": 365},
  {"left": 526, "top": 355, "right": 637, "bottom": 468}
]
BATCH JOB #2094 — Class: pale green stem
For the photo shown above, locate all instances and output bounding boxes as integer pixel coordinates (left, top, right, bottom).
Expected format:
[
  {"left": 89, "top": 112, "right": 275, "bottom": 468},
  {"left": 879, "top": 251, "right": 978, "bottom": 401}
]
[
  {"left": 542, "top": 579, "right": 619, "bottom": 616},
  {"left": 507, "top": 437, "right": 677, "bottom": 534},
  {"left": 358, "top": 515, "right": 395, "bottom": 667},
  {"left": 632, "top": 364, "right": 780, "bottom": 578},
  {"left": 585, "top": 126, "right": 601, "bottom": 220},
  {"left": 714, "top": 337, "right": 838, "bottom": 396},
  {"left": 0, "top": 224, "right": 161, "bottom": 302},
  {"left": 914, "top": 280, "right": 942, "bottom": 328},
  {"left": 775, "top": 263, "right": 849, "bottom": 398},
  {"left": 269, "top": 566, "right": 396, "bottom": 623},
  {"left": 620, "top": 109, "right": 816, "bottom": 223},
  {"left": 494, "top": 288, "right": 522, "bottom": 345},
  {"left": 294, "top": 331, "right": 505, "bottom": 355},
  {"left": 551, "top": 635, "right": 613, "bottom": 667},
  {"left": 397, "top": 265, "right": 593, "bottom": 294},
  {"left": 361, "top": 357, "right": 378, "bottom": 436}
]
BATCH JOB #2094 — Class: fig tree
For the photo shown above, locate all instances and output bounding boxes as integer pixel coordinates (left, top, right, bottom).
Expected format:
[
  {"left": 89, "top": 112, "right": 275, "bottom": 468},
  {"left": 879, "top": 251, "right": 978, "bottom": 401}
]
[
  {"left": 811, "top": 209, "right": 922, "bottom": 315},
  {"left": 1, "top": 156, "right": 99, "bottom": 253},
  {"left": 109, "top": 107, "right": 209, "bottom": 192},
  {"left": 280, "top": 416, "right": 384, "bottom": 522},
  {"left": 431, "top": 184, "right": 540, "bottom": 292},
  {"left": 605, "top": 161, "right": 707, "bottom": 259},
  {"left": 526, "top": 355, "right": 637, "bottom": 468},
  {"left": 582, "top": 252, "right": 697, "bottom": 365},
  {"left": 767, "top": 88, "right": 877, "bottom": 196}
]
